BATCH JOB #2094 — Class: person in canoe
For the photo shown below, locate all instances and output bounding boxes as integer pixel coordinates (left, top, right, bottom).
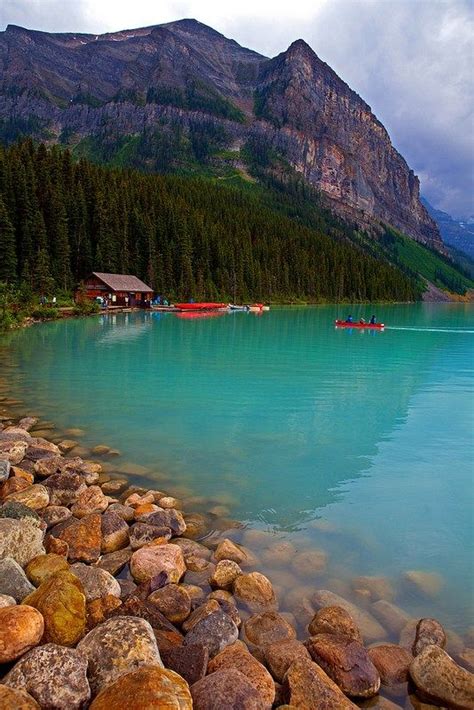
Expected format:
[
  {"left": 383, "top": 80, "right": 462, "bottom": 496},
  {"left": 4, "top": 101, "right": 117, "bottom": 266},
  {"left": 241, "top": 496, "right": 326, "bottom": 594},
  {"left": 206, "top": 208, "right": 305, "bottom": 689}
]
[
  {"left": 360, "top": 317, "right": 366, "bottom": 324},
  {"left": 370, "top": 315, "right": 377, "bottom": 324},
  {"left": 346, "top": 314, "right": 353, "bottom": 323}
]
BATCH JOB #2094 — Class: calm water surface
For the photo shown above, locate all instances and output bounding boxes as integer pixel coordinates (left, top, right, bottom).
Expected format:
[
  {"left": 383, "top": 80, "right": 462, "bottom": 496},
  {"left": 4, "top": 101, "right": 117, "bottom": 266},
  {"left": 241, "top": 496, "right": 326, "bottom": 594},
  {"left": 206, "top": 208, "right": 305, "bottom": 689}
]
[{"left": 1, "top": 304, "right": 473, "bottom": 636}]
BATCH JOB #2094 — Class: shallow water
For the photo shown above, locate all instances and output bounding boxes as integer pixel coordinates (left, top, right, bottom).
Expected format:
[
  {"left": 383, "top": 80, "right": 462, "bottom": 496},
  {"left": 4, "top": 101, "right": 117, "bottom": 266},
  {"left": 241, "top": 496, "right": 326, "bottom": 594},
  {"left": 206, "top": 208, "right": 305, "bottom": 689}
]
[{"left": 1, "top": 304, "right": 473, "bottom": 636}]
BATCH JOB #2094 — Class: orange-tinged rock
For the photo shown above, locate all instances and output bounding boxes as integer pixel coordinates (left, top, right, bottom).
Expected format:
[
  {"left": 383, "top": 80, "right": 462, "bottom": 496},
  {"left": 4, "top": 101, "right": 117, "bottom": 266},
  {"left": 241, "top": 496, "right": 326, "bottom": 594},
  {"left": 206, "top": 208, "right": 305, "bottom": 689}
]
[
  {"left": 0, "top": 605, "right": 44, "bottom": 663},
  {"left": 368, "top": 644, "right": 412, "bottom": 685},
  {"left": 22, "top": 570, "right": 86, "bottom": 646},
  {"left": 89, "top": 666, "right": 192, "bottom": 709},
  {"left": 244, "top": 611, "right": 296, "bottom": 648},
  {"left": 308, "top": 606, "right": 362, "bottom": 642},
  {"left": 11, "top": 467, "right": 35, "bottom": 485},
  {"left": 86, "top": 595, "right": 122, "bottom": 630},
  {"left": 409, "top": 644, "right": 474, "bottom": 709},
  {"left": 134, "top": 503, "right": 160, "bottom": 519},
  {"left": 208, "top": 642, "right": 275, "bottom": 708},
  {"left": 148, "top": 584, "right": 191, "bottom": 624},
  {"left": 283, "top": 657, "right": 358, "bottom": 709},
  {"left": 0, "top": 477, "right": 30, "bottom": 501},
  {"left": 130, "top": 543, "right": 186, "bottom": 583},
  {"left": 71, "top": 486, "right": 109, "bottom": 518},
  {"left": 264, "top": 639, "right": 311, "bottom": 683},
  {"left": 233, "top": 572, "right": 276, "bottom": 612},
  {"left": 57, "top": 513, "right": 102, "bottom": 563},
  {"left": 25, "top": 554, "right": 69, "bottom": 586},
  {"left": 0, "top": 685, "right": 40, "bottom": 709},
  {"left": 5, "top": 485, "right": 49, "bottom": 511}
]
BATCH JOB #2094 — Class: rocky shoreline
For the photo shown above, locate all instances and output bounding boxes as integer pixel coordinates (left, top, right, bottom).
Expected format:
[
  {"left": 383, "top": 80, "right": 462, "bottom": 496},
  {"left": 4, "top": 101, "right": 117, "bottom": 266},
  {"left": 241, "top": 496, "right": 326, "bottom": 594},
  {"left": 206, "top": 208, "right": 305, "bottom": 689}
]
[{"left": 0, "top": 409, "right": 473, "bottom": 709}]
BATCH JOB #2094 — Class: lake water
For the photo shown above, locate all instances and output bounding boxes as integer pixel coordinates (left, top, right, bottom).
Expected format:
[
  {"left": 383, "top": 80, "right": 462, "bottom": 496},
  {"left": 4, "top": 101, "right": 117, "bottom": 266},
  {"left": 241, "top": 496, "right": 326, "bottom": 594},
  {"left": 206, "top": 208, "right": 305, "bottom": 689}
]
[{"left": 1, "top": 304, "right": 473, "bottom": 640}]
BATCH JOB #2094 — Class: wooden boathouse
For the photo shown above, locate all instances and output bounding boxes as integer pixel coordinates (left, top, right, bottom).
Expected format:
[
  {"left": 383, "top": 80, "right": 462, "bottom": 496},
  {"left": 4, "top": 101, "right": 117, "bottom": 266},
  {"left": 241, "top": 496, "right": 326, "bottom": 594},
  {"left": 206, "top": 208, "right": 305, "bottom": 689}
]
[{"left": 78, "top": 272, "right": 153, "bottom": 307}]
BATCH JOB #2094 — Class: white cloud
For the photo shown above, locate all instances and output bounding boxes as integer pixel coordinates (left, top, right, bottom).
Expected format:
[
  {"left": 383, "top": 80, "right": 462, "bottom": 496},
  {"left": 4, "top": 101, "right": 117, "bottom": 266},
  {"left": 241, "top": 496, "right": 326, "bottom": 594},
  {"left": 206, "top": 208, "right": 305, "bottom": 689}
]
[{"left": 0, "top": 0, "right": 472, "bottom": 216}]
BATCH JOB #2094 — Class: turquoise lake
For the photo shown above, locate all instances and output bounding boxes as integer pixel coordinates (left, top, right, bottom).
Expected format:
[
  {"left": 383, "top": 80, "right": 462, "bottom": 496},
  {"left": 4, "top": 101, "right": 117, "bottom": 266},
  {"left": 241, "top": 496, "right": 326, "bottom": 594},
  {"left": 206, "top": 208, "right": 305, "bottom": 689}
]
[{"left": 1, "top": 304, "right": 473, "bottom": 636}]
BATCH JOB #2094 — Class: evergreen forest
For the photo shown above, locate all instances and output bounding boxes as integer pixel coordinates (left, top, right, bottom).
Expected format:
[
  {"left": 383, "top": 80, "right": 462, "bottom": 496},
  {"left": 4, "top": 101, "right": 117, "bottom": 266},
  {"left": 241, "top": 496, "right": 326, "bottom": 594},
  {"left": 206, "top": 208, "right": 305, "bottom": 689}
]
[{"left": 0, "top": 140, "right": 463, "bottom": 304}]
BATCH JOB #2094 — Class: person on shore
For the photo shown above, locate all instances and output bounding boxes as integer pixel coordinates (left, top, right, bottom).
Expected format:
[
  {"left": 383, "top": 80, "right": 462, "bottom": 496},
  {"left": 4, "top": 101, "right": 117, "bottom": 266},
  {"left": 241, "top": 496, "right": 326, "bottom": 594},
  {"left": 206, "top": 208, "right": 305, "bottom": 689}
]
[
  {"left": 52, "top": 296, "right": 57, "bottom": 306},
  {"left": 346, "top": 314, "right": 353, "bottom": 323},
  {"left": 370, "top": 315, "right": 376, "bottom": 324}
]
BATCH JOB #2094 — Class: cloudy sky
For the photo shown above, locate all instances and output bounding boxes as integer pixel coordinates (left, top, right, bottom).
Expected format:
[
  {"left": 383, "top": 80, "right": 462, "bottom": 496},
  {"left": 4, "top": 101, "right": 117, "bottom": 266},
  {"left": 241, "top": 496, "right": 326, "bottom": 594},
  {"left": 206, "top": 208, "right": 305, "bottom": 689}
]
[{"left": 1, "top": 0, "right": 473, "bottom": 217}]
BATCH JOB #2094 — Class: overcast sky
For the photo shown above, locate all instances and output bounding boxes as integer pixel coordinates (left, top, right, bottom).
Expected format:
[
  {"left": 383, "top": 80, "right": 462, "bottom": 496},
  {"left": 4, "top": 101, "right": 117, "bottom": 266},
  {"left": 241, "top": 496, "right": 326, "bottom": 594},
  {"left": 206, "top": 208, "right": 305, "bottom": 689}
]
[{"left": 1, "top": 0, "right": 472, "bottom": 217}]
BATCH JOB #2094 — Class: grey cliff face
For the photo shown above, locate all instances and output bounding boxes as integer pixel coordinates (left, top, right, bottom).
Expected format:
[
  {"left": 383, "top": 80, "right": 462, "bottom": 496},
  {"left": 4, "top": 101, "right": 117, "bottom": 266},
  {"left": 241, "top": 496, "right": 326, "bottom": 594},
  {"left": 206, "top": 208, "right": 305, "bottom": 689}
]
[{"left": 0, "top": 19, "right": 441, "bottom": 247}]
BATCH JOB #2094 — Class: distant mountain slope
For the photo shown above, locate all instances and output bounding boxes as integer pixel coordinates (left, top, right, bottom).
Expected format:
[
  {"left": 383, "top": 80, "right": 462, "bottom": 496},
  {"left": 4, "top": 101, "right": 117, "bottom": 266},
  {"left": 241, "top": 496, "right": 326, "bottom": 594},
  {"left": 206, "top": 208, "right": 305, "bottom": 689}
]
[
  {"left": 422, "top": 198, "right": 474, "bottom": 259},
  {"left": 0, "top": 19, "right": 442, "bottom": 249}
]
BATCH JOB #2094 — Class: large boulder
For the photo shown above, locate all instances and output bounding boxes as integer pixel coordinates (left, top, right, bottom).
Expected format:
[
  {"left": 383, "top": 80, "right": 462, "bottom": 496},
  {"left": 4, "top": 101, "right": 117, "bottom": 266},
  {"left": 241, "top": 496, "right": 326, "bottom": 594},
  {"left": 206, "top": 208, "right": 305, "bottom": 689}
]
[
  {"left": 208, "top": 642, "right": 275, "bottom": 708},
  {"left": 0, "top": 519, "right": 45, "bottom": 567},
  {"left": 409, "top": 644, "right": 474, "bottom": 709},
  {"left": 3, "top": 643, "right": 90, "bottom": 710},
  {"left": 306, "top": 633, "right": 380, "bottom": 698},
  {"left": 0, "top": 558, "right": 35, "bottom": 601},
  {"left": 0, "top": 605, "right": 44, "bottom": 663},
  {"left": 77, "top": 616, "right": 163, "bottom": 695},
  {"left": 89, "top": 666, "right": 191, "bottom": 710},
  {"left": 130, "top": 544, "right": 186, "bottom": 583},
  {"left": 282, "top": 657, "right": 358, "bottom": 709},
  {"left": 22, "top": 570, "right": 86, "bottom": 646},
  {"left": 191, "top": 668, "right": 261, "bottom": 710},
  {"left": 25, "top": 553, "right": 69, "bottom": 587},
  {"left": 184, "top": 609, "right": 239, "bottom": 658}
]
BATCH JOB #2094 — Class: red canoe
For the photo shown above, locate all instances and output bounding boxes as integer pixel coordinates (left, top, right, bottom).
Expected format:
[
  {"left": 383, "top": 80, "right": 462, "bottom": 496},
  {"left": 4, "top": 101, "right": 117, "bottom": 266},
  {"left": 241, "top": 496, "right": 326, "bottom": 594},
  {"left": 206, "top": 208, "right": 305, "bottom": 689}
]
[
  {"left": 335, "top": 320, "right": 385, "bottom": 329},
  {"left": 174, "top": 302, "right": 227, "bottom": 311}
]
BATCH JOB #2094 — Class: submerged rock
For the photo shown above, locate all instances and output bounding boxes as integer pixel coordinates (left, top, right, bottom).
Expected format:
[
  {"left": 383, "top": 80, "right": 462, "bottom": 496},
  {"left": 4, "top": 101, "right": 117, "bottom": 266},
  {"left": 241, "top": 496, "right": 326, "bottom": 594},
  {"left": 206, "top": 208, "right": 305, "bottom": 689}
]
[
  {"left": 308, "top": 605, "right": 362, "bottom": 642},
  {"left": 403, "top": 570, "right": 443, "bottom": 598},
  {"left": 89, "top": 666, "right": 192, "bottom": 710},
  {"left": 306, "top": 633, "right": 380, "bottom": 698},
  {"left": 3, "top": 644, "right": 90, "bottom": 710},
  {"left": 412, "top": 618, "right": 447, "bottom": 656},
  {"left": 312, "top": 590, "right": 386, "bottom": 643},
  {"left": 77, "top": 616, "right": 163, "bottom": 695},
  {"left": 371, "top": 600, "right": 413, "bottom": 636},
  {"left": 0, "top": 605, "right": 44, "bottom": 663},
  {"left": 409, "top": 644, "right": 474, "bottom": 708}
]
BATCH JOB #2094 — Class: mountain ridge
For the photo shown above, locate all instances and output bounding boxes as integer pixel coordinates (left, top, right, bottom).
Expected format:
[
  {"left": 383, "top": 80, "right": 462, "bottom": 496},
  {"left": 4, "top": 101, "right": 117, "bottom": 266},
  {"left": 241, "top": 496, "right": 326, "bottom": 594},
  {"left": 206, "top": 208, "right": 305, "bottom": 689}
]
[{"left": 0, "top": 19, "right": 442, "bottom": 249}]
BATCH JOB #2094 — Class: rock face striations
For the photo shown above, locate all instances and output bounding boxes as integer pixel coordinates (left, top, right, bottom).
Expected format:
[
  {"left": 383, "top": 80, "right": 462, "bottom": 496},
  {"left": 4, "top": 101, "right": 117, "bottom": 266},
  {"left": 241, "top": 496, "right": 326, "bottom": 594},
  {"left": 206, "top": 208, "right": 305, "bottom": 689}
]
[{"left": 0, "top": 19, "right": 441, "bottom": 248}]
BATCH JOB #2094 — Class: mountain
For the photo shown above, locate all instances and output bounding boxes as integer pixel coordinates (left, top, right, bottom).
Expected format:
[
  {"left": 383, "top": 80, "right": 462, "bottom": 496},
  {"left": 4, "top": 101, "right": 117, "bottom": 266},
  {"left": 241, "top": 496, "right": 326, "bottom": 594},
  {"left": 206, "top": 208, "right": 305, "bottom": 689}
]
[
  {"left": 0, "top": 19, "right": 442, "bottom": 250},
  {"left": 422, "top": 198, "right": 474, "bottom": 259}
]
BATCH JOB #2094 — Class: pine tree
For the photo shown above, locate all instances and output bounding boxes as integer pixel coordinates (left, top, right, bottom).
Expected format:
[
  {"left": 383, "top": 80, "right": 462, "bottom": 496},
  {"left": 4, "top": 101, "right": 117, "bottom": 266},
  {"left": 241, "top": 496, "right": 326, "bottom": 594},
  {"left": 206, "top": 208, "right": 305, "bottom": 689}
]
[{"left": 0, "top": 195, "right": 17, "bottom": 282}]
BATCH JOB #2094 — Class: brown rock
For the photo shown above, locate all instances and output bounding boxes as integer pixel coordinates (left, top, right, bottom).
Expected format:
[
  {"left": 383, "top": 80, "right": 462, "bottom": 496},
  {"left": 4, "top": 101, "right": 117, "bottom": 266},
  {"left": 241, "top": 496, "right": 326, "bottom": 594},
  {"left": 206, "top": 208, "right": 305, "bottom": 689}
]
[
  {"left": 214, "top": 539, "right": 249, "bottom": 564},
  {"left": 459, "top": 648, "right": 474, "bottom": 673},
  {"left": 306, "top": 633, "right": 381, "bottom": 698},
  {"left": 172, "top": 537, "right": 211, "bottom": 560},
  {"left": 71, "top": 486, "right": 109, "bottom": 518},
  {"left": 191, "top": 668, "right": 261, "bottom": 709},
  {"left": 129, "top": 522, "right": 171, "bottom": 549},
  {"left": 33, "top": 457, "right": 62, "bottom": 478},
  {"left": 70, "top": 562, "right": 121, "bottom": 601},
  {"left": 308, "top": 605, "right": 362, "bottom": 642},
  {"left": 0, "top": 477, "right": 30, "bottom": 500},
  {"left": 368, "top": 644, "right": 412, "bottom": 685},
  {"left": 260, "top": 540, "right": 296, "bottom": 566},
  {"left": 41, "top": 505, "right": 71, "bottom": 528},
  {"left": 184, "top": 609, "right": 239, "bottom": 658},
  {"left": 11, "top": 467, "right": 35, "bottom": 485},
  {"left": 409, "top": 644, "right": 474, "bottom": 709},
  {"left": 0, "top": 605, "right": 44, "bottom": 663},
  {"left": 186, "top": 554, "right": 213, "bottom": 573},
  {"left": 0, "top": 686, "right": 40, "bottom": 709},
  {"left": 133, "top": 502, "right": 161, "bottom": 519},
  {"left": 2, "top": 643, "right": 90, "bottom": 710},
  {"left": 43, "top": 471, "right": 87, "bottom": 506},
  {"left": 244, "top": 611, "right": 296, "bottom": 647},
  {"left": 44, "top": 535, "right": 68, "bottom": 556},
  {"left": 182, "top": 512, "right": 208, "bottom": 538},
  {"left": 372, "top": 600, "right": 413, "bottom": 635},
  {"left": 312, "top": 590, "right": 386, "bottom": 643},
  {"left": 22, "top": 570, "right": 86, "bottom": 646},
  {"left": 233, "top": 571, "right": 276, "bottom": 612},
  {"left": 210, "top": 559, "right": 242, "bottom": 590},
  {"left": 90, "top": 666, "right": 191, "bottom": 709},
  {"left": 95, "top": 547, "right": 132, "bottom": 575},
  {"left": 412, "top": 618, "right": 446, "bottom": 656},
  {"left": 108, "top": 595, "right": 182, "bottom": 636},
  {"left": 107, "top": 502, "right": 134, "bottom": 522},
  {"left": 143, "top": 508, "right": 187, "bottom": 536},
  {"left": 77, "top": 616, "right": 163, "bottom": 695},
  {"left": 282, "top": 657, "right": 358, "bottom": 709},
  {"left": 5, "top": 484, "right": 49, "bottom": 510},
  {"left": 25, "top": 553, "right": 69, "bottom": 586},
  {"left": 161, "top": 643, "right": 209, "bottom": 685},
  {"left": 182, "top": 599, "right": 221, "bottom": 632},
  {"left": 86, "top": 595, "right": 122, "bottom": 630},
  {"left": 148, "top": 583, "right": 192, "bottom": 624},
  {"left": 208, "top": 642, "right": 275, "bottom": 708},
  {"left": 264, "top": 639, "right": 312, "bottom": 683},
  {"left": 0, "top": 440, "right": 28, "bottom": 465},
  {"left": 100, "top": 510, "right": 129, "bottom": 553},
  {"left": 130, "top": 543, "right": 186, "bottom": 583},
  {"left": 0, "top": 518, "right": 46, "bottom": 569},
  {"left": 57, "top": 513, "right": 102, "bottom": 563}
]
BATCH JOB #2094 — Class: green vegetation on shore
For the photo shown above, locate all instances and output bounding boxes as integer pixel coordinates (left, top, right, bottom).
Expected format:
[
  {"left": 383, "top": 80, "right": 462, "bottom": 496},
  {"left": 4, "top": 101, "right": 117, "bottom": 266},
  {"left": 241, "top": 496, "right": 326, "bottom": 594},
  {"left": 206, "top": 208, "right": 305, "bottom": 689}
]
[{"left": 0, "top": 140, "right": 422, "bottom": 313}]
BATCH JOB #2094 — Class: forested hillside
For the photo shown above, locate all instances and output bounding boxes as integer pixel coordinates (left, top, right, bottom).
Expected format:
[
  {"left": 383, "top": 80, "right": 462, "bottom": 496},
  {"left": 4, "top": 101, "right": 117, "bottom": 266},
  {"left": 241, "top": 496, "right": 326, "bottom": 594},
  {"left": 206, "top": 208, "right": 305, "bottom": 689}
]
[{"left": 0, "top": 140, "right": 422, "bottom": 303}]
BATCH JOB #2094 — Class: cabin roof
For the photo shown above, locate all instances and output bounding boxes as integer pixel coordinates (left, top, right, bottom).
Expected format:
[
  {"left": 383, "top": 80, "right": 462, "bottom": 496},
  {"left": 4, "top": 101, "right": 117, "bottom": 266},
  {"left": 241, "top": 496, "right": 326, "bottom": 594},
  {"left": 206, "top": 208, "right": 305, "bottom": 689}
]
[{"left": 91, "top": 272, "right": 153, "bottom": 292}]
